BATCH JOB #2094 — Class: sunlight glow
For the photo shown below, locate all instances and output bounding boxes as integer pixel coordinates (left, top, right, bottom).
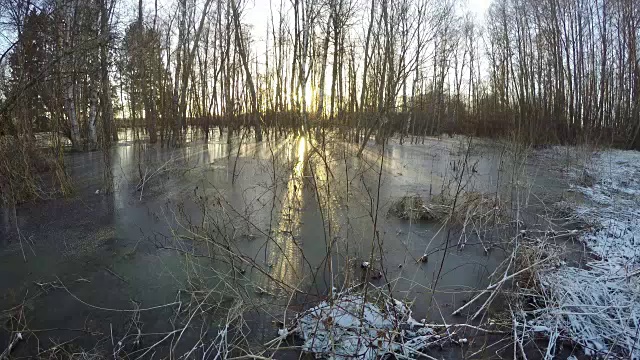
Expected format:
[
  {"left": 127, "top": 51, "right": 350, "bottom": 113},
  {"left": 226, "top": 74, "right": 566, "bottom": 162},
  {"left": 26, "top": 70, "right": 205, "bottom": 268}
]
[
  {"left": 297, "top": 136, "right": 306, "bottom": 173},
  {"left": 304, "top": 83, "right": 315, "bottom": 112},
  {"left": 265, "top": 136, "right": 307, "bottom": 290}
]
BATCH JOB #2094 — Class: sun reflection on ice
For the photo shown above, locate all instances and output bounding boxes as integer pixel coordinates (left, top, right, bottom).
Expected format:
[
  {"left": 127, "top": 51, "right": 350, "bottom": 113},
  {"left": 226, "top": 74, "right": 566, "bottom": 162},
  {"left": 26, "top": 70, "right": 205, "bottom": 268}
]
[{"left": 266, "top": 136, "right": 307, "bottom": 291}]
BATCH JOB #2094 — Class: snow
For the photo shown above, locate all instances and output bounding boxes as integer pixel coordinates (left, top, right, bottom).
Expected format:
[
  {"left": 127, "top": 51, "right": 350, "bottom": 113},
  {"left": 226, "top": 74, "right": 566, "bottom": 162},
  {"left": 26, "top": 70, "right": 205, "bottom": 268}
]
[
  {"left": 292, "top": 290, "right": 437, "bottom": 360},
  {"left": 533, "top": 263, "right": 640, "bottom": 358},
  {"left": 569, "top": 149, "right": 640, "bottom": 262},
  {"left": 529, "top": 325, "right": 550, "bottom": 333},
  {"left": 532, "top": 147, "right": 640, "bottom": 359}
]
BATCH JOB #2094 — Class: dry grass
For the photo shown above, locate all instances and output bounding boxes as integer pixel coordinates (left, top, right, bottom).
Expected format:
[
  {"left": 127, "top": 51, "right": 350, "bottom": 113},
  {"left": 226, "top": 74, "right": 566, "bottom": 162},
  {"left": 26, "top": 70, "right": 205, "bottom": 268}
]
[
  {"left": 390, "top": 191, "right": 507, "bottom": 227},
  {"left": 388, "top": 195, "right": 447, "bottom": 221}
]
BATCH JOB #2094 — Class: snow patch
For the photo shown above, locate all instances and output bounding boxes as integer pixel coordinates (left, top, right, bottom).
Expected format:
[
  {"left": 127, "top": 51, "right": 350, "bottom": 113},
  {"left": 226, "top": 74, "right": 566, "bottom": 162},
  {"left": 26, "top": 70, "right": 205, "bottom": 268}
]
[
  {"left": 534, "top": 264, "right": 640, "bottom": 358},
  {"left": 277, "top": 328, "right": 289, "bottom": 338},
  {"left": 568, "top": 149, "right": 640, "bottom": 262},
  {"left": 292, "top": 290, "right": 436, "bottom": 360},
  {"left": 534, "top": 148, "right": 640, "bottom": 359}
]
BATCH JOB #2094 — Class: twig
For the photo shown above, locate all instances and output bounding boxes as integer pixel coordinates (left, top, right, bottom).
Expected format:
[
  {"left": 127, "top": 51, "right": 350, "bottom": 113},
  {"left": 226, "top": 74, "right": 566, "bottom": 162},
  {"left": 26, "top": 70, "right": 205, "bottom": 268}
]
[
  {"left": 105, "top": 267, "right": 128, "bottom": 283},
  {"left": 0, "top": 333, "right": 23, "bottom": 360},
  {"left": 57, "top": 277, "right": 179, "bottom": 312},
  {"left": 452, "top": 254, "right": 554, "bottom": 316}
]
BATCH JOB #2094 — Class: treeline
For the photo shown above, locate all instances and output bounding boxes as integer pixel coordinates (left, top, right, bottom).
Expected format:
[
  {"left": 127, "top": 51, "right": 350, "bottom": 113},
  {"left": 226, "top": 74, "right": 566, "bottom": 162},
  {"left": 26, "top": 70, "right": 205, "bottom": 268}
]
[
  {"left": 0, "top": 0, "right": 116, "bottom": 149},
  {"left": 486, "top": 0, "right": 640, "bottom": 148},
  {"left": 0, "top": 0, "right": 639, "bottom": 152}
]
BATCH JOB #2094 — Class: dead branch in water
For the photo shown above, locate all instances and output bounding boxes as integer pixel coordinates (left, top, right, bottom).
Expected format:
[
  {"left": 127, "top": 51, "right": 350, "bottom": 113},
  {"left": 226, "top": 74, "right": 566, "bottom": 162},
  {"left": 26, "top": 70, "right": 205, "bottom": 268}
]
[{"left": 0, "top": 332, "right": 22, "bottom": 360}]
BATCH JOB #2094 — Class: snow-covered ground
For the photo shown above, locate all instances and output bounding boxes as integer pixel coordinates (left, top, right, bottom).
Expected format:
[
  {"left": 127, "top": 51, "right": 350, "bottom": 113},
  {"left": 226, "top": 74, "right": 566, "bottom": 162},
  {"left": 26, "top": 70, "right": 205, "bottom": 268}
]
[
  {"left": 532, "top": 148, "right": 640, "bottom": 358},
  {"left": 572, "top": 150, "right": 640, "bottom": 262}
]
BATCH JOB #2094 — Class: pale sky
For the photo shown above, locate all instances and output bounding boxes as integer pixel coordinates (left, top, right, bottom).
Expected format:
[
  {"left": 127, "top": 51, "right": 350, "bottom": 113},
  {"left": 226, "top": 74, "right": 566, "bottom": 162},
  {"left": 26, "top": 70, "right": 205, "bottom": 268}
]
[
  {"left": 236, "top": 0, "right": 493, "bottom": 61},
  {"left": 124, "top": 0, "right": 493, "bottom": 46},
  {"left": 0, "top": 0, "right": 493, "bottom": 52},
  {"left": 241, "top": 0, "right": 492, "bottom": 18},
  {"left": 241, "top": 0, "right": 493, "bottom": 43},
  {"left": 468, "top": 0, "right": 492, "bottom": 16},
  {"left": 235, "top": 0, "right": 493, "bottom": 104}
]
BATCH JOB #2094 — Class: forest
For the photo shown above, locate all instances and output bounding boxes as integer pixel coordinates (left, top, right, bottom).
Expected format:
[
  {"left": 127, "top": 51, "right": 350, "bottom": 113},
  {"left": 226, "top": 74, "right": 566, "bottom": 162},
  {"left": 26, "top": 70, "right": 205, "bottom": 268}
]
[
  {"left": 0, "top": 0, "right": 639, "bottom": 359},
  {"left": 0, "top": 0, "right": 638, "bottom": 195}
]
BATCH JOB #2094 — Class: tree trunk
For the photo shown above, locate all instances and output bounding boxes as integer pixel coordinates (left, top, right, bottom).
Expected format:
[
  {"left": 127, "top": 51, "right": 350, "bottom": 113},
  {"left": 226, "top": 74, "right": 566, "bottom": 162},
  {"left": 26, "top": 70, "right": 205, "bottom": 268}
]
[
  {"left": 230, "top": 0, "right": 262, "bottom": 141},
  {"left": 88, "top": 86, "right": 98, "bottom": 149}
]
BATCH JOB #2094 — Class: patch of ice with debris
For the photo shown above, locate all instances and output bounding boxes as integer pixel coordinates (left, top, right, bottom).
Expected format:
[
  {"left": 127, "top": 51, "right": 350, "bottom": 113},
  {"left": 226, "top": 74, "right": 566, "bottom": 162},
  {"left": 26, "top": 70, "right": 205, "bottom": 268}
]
[{"left": 294, "top": 291, "right": 435, "bottom": 360}]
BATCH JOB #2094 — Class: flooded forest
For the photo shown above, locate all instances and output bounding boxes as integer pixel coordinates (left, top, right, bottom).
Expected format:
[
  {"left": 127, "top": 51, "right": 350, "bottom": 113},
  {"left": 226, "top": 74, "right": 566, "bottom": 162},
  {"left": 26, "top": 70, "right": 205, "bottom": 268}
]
[{"left": 1, "top": 0, "right": 639, "bottom": 359}]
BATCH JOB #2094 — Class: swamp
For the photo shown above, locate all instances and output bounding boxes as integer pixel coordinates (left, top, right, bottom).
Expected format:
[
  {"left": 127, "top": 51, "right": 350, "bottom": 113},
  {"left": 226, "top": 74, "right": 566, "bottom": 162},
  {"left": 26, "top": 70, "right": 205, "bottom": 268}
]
[{"left": 1, "top": 0, "right": 639, "bottom": 359}]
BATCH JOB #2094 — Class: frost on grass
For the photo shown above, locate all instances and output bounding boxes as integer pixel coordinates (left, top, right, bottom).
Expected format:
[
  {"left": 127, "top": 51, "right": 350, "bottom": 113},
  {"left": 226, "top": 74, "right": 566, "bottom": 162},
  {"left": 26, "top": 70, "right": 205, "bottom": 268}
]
[
  {"left": 532, "top": 148, "right": 640, "bottom": 359},
  {"left": 285, "top": 289, "right": 438, "bottom": 360},
  {"left": 533, "top": 264, "right": 640, "bottom": 358},
  {"left": 570, "top": 149, "right": 640, "bottom": 262}
]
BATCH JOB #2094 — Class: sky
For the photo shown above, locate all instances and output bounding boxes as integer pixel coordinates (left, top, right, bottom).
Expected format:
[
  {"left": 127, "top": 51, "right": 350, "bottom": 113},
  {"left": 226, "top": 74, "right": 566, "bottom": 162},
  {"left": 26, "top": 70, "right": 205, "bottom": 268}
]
[
  {"left": 0, "top": 0, "right": 493, "bottom": 53},
  {"left": 1, "top": 0, "right": 494, "bottom": 102},
  {"left": 234, "top": 0, "right": 494, "bottom": 106},
  {"left": 240, "top": 0, "right": 493, "bottom": 45},
  {"left": 222, "top": 0, "right": 494, "bottom": 72},
  {"left": 467, "top": 0, "right": 492, "bottom": 16}
]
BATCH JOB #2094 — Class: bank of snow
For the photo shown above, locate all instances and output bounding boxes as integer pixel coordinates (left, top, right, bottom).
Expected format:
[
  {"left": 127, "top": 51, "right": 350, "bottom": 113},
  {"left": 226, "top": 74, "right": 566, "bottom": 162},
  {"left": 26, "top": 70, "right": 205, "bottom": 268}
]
[{"left": 532, "top": 148, "right": 640, "bottom": 359}]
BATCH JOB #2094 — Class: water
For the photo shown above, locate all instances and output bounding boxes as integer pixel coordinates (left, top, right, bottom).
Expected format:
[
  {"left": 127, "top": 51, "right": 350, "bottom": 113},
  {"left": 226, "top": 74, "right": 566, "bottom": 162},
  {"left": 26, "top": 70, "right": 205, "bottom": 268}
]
[{"left": 0, "top": 130, "right": 575, "bottom": 357}]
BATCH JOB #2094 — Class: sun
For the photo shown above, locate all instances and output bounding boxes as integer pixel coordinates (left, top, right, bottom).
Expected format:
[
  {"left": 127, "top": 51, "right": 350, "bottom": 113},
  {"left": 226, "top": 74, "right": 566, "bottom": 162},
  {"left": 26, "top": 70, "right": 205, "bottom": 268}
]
[{"left": 294, "top": 82, "right": 315, "bottom": 111}]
